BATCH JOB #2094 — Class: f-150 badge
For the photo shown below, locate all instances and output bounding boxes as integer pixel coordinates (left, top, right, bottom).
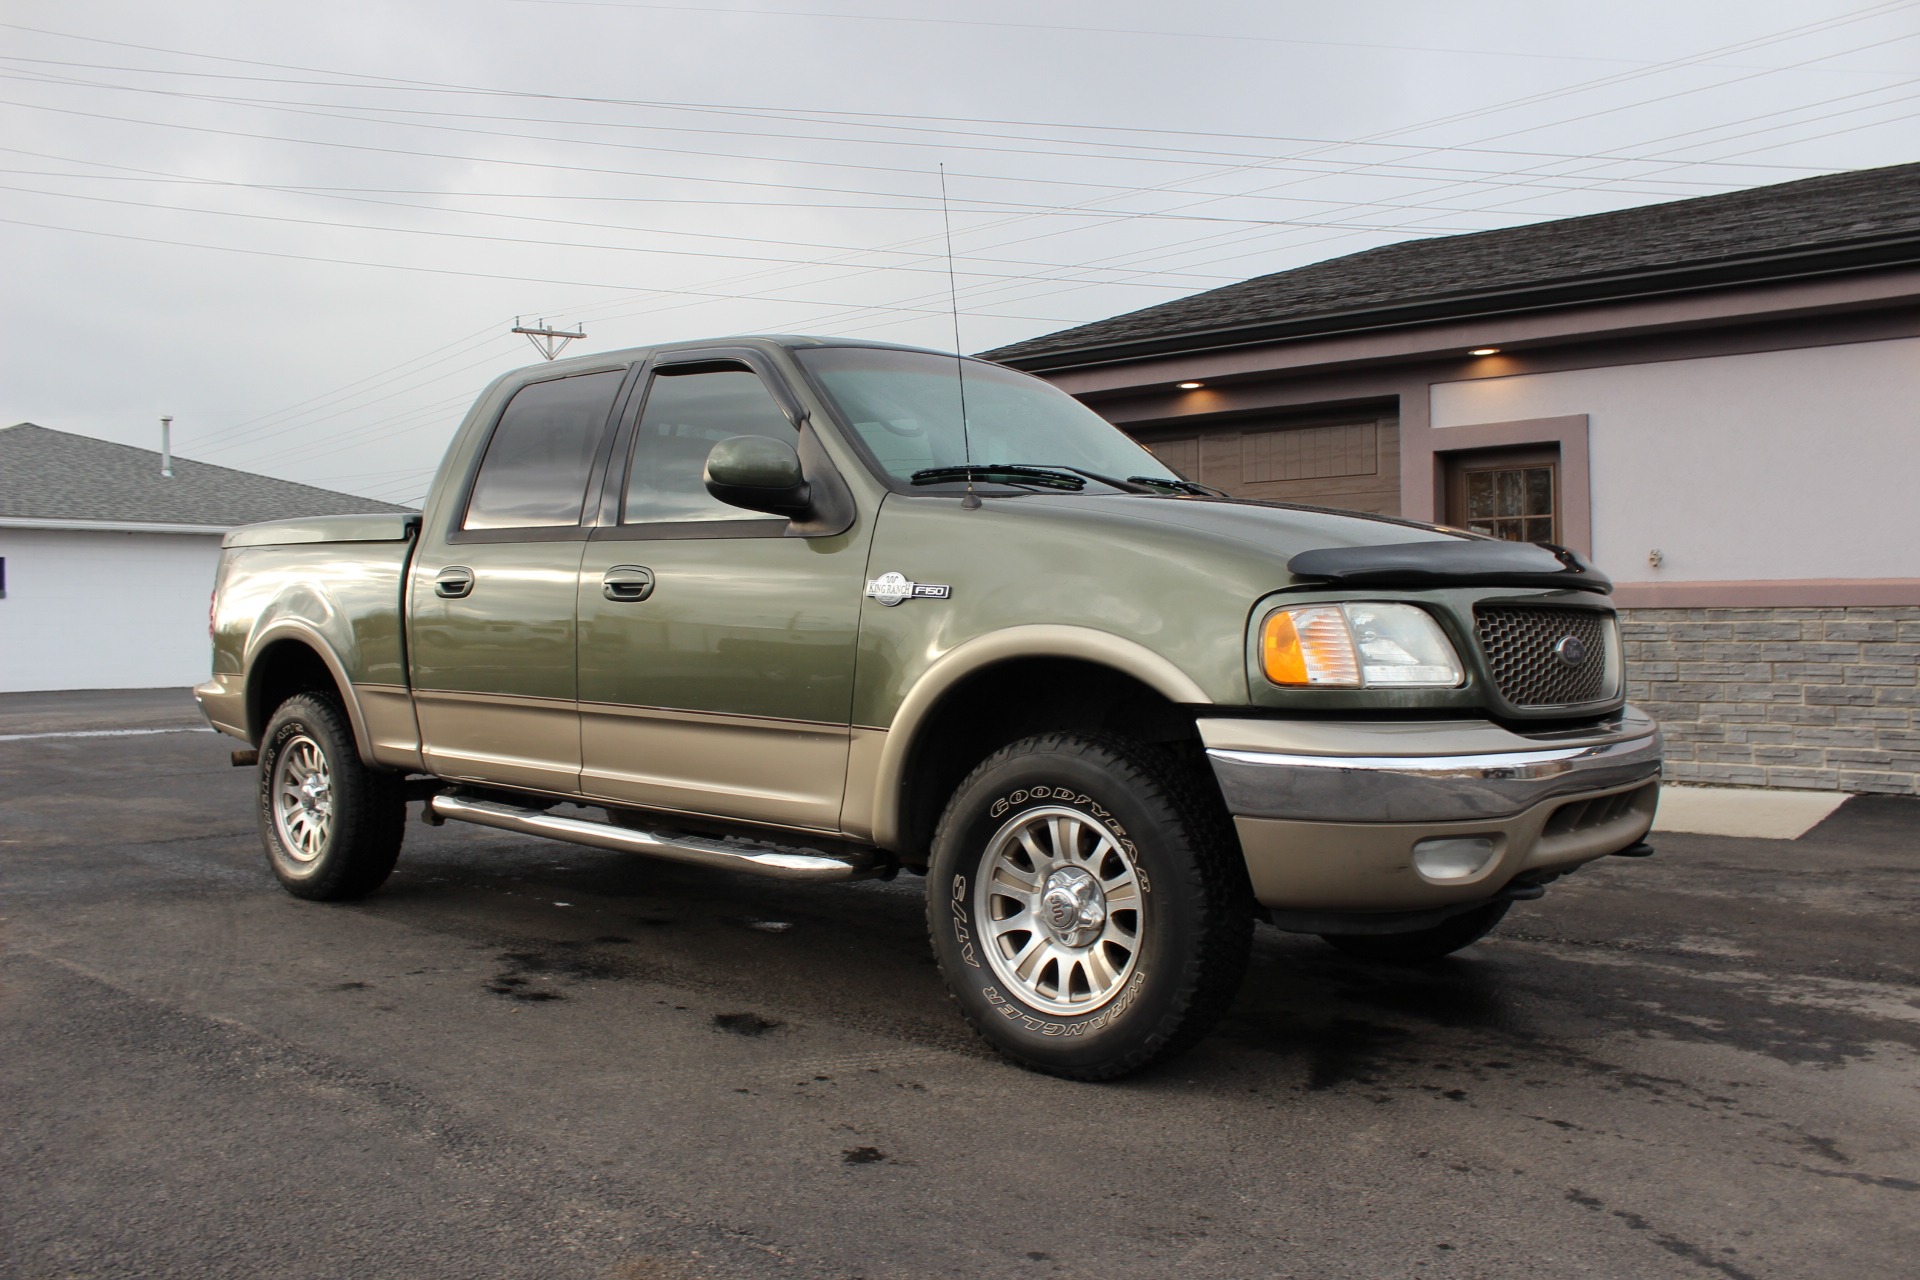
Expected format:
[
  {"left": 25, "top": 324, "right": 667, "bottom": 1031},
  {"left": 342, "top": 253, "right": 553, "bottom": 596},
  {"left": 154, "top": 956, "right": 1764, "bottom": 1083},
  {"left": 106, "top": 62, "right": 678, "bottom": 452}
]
[{"left": 865, "top": 571, "right": 952, "bottom": 606}]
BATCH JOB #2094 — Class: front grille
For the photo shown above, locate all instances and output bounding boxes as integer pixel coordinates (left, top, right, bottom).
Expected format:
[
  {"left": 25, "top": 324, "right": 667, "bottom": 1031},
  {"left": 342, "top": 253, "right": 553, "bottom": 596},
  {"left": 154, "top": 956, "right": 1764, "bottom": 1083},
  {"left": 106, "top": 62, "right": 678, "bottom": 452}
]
[{"left": 1474, "top": 606, "right": 1615, "bottom": 707}]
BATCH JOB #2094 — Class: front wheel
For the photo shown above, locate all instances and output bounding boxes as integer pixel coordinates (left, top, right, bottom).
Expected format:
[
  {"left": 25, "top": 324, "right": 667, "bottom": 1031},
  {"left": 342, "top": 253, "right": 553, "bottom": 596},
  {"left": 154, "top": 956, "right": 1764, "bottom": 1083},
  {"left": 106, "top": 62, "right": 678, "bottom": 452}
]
[
  {"left": 1320, "top": 901, "right": 1511, "bottom": 962},
  {"left": 257, "top": 692, "right": 405, "bottom": 900},
  {"left": 926, "top": 734, "right": 1251, "bottom": 1080}
]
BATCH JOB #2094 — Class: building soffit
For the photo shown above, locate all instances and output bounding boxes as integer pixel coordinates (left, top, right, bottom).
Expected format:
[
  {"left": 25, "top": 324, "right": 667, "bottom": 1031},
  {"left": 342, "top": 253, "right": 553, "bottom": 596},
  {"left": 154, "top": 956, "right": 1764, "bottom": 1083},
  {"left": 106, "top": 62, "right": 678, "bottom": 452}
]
[{"left": 1038, "top": 265, "right": 1920, "bottom": 402}]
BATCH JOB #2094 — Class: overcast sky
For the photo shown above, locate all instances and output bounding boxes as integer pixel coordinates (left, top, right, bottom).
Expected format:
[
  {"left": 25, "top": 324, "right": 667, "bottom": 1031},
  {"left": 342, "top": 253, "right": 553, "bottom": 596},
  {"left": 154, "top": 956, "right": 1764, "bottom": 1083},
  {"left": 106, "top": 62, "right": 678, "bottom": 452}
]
[{"left": 3, "top": 0, "right": 1917, "bottom": 505}]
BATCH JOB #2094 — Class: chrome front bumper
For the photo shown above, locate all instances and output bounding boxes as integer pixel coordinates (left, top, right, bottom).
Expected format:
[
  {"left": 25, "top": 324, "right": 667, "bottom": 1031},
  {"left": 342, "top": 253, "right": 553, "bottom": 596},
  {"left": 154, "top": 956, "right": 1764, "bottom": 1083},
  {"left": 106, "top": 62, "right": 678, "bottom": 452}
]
[
  {"left": 1199, "top": 709, "right": 1663, "bottom": 913},
  {"left": 1206, "top": 721, "right": 1662, "bottom": 825}
]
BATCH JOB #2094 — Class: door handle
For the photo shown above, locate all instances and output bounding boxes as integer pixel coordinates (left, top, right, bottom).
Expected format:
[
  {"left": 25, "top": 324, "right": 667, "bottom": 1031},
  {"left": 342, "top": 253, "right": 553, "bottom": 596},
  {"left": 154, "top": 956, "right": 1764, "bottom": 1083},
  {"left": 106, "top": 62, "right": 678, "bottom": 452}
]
[
  {"left": 602, "top": 565, "right": 655, "bottom": 602},
  {"left": 434, "top": 566, "right": 475, "bottom": 599}
]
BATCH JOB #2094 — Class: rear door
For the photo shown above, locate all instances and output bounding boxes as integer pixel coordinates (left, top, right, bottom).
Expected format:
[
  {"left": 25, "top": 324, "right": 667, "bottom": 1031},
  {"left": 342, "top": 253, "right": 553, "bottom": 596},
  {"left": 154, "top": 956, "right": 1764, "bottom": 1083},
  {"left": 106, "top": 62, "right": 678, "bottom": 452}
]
[
  {"left": 409, "top": 366, "right": 631, "bottom": 793},
  {"left": 575, "top": 351, "right": 870, "bottom": 832}
]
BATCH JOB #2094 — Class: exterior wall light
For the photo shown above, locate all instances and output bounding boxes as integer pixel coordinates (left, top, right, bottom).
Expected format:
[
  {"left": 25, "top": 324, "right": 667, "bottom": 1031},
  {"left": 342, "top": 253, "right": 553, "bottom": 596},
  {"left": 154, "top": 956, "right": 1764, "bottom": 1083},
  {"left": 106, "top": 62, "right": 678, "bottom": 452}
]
[
  {"left": 1468, "top": 347, "right": 1500, "bottom": 356},
  {"left": 1177, "top": 381, "right": 1205, "bottom": 389}
]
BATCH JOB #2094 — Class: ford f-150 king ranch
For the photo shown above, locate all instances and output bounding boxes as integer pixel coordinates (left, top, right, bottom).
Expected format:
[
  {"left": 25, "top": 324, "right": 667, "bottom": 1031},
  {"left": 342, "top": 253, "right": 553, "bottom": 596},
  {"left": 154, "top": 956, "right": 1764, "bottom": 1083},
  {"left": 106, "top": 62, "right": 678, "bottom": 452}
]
[{"left": 196, "top": 335, "right": 1661, "bottom": 1079}]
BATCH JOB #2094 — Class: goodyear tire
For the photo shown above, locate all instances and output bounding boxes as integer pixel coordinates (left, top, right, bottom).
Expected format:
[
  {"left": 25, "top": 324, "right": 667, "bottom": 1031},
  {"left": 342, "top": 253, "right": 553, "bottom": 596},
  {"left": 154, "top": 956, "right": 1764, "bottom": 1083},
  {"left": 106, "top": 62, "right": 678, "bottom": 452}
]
[
  {"left": 257, "top": 693, "right": 405, "bottom": 901},
  {"left": 926, "top": 734, "right": 1252, "bottom": 1080},
  {"left": 1320, "top": 901, "right": 1510, "bottom": 962}
]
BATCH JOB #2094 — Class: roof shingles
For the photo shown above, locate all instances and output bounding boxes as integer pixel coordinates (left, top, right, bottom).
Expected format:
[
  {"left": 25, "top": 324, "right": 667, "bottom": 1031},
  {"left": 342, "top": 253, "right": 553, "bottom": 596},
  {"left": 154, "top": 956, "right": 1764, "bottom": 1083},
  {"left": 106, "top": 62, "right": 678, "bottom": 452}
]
[
  {"left": 0, "top": 424, "right": 413, "bottom": 527},
  {"left": 983, "top": 161, "right": 1920, "bottom": 366}
]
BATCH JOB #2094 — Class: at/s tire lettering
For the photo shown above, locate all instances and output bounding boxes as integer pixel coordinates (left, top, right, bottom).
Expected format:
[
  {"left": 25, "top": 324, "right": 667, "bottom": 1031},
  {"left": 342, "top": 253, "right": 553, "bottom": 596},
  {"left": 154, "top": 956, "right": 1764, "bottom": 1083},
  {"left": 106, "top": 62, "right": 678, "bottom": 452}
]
[{"left": 949, "top": 874, "right": 981, "bottom": 968}]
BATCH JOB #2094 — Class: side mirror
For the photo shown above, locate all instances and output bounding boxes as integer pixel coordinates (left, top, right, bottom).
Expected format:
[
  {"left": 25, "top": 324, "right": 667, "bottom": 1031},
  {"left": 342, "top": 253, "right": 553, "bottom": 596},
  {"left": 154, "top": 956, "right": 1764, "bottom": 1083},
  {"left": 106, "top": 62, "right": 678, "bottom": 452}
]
[{"left": 703, "top": 435, "right": 813, "bottom": 519}]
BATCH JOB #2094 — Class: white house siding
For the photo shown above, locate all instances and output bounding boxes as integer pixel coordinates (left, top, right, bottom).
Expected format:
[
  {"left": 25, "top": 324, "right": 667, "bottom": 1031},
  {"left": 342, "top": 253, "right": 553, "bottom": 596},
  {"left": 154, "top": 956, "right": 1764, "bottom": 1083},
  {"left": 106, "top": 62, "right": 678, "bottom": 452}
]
[
  {"left": 1432, "top": 337, "right": 1920, "bottom": 796},
  {"left": 1429, "top": 334, "right": 1920, "bottom": 586},
  {"left": 0, "top": 526, "right": 221, "bottom": 692}
]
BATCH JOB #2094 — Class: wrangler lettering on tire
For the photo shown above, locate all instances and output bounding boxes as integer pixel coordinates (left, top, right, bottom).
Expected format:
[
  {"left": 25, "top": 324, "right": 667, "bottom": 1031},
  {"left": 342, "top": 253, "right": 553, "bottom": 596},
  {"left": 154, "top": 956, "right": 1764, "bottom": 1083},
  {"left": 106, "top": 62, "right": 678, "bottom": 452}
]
[{"left": 926, "top": 733, "right": 1252, "bottom": 1080}]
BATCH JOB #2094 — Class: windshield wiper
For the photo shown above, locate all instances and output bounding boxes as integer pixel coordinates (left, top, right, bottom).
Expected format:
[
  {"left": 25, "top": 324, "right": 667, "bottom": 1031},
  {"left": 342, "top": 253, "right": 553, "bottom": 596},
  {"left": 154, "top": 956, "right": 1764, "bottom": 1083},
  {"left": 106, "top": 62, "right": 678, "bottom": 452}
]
[
  {"left": 1127, "top": 475, "right": 1227, "bottom": 497},
  {"left": 909, "top": 464, "right": 1086, "bottom": 491},
  {"left": 1050, "top": 466, "right": 1157, "bottom": 494}
]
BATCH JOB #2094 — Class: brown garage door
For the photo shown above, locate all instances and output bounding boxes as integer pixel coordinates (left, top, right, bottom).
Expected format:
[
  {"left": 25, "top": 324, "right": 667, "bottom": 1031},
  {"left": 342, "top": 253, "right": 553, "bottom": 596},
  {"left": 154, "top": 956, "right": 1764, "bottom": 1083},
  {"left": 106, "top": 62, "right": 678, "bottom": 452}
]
[{"left": 1136, "top": 414, "right": 1401, "bottom": 517}]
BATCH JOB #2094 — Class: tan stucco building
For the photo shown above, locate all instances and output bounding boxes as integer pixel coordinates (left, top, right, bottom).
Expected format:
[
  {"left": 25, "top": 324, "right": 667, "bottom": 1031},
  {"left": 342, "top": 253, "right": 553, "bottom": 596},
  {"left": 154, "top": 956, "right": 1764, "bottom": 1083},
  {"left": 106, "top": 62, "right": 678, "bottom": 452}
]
[{"left": 985, "top": 162, "right": 1920, "bottom": 795}]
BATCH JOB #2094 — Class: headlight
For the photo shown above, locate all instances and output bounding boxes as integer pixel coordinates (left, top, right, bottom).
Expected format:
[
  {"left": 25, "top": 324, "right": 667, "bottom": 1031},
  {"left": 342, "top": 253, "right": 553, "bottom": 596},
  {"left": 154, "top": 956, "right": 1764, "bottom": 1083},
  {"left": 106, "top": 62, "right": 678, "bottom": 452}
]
[{"left": 1261, "top": 602, "right": 1463, "bottom": 689}]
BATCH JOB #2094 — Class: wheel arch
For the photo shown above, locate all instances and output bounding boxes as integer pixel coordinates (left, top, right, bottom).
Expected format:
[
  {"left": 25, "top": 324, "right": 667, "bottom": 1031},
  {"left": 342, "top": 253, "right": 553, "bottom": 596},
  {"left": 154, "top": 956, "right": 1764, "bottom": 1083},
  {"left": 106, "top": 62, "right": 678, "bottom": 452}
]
[
  {"left": 867, "top": 626, "right": 1213, "bottom": 859},
  {"left": 244, "top": 624, "right": 375, "bottom": 763}
]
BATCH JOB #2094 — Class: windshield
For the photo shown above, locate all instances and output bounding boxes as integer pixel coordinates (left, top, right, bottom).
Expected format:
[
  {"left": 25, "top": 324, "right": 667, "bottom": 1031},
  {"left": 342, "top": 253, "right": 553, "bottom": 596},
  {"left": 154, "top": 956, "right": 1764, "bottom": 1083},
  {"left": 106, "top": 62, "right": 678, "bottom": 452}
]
[{"left": 794, "top": 346, "right": 1182, "bottom": 489}]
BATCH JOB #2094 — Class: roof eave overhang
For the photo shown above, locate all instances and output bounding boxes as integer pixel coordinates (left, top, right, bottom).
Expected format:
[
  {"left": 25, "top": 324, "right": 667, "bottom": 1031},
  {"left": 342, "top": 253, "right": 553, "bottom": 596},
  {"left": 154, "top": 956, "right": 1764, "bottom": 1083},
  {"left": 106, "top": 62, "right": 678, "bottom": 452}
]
[
  {"left": 0, "top": 516, "right": 234, "bottom": 534},
  {"left": 991, "top": 234, "right": 1920, "bottom": 374}
]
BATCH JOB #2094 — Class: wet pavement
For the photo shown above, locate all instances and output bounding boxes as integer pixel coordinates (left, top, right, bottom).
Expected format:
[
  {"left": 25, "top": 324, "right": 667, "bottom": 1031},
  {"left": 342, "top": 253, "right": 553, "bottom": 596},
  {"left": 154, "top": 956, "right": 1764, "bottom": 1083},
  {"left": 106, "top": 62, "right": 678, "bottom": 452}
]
[{"left": 3, "top": 690, "right": 1916, "bottom": 1279}]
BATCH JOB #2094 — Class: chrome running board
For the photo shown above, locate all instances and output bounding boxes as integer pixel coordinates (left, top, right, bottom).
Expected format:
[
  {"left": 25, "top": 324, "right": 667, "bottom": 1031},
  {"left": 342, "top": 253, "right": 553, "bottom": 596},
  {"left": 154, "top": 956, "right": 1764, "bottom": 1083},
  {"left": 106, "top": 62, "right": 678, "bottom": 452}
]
[{"left": 429, "top": 794, "right": 875, "bottom": 882}]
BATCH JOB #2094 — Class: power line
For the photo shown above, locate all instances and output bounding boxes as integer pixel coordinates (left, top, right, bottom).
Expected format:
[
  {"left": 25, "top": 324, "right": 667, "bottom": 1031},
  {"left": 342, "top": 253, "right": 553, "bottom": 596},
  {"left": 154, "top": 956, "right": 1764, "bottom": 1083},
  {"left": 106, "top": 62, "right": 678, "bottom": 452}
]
[
  {"left": 0, "top": 77, "right": 1750, "bottom": 216},
  {"left": 0, "top": 214, "right": 1080, "bottom": 323},
  {"left": 831, "top": 2, "right": 1920, "bottom": 328},
  {"left": 0, "top": 181, "right": 1258, "bottom": 288},
  {"left": 0, "top": 55, "right": 1826, "bottom": 185},
  {"left": 0, "top": 18, "right": 1893, "bottom": 160}
]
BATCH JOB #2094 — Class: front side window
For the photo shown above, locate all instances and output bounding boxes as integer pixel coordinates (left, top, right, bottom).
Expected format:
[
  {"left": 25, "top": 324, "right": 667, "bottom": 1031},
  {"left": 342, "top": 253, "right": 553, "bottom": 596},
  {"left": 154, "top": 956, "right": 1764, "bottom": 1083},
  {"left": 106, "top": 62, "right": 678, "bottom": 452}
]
[
  {"left": 463, "top": 369, "right": 624, "bottom": 530},
  {"left": 795, "top": 346, "right": 1180, "bottom": 488},
  {"left": 623, "top": 364, "right": 795, "bottom": 524}
]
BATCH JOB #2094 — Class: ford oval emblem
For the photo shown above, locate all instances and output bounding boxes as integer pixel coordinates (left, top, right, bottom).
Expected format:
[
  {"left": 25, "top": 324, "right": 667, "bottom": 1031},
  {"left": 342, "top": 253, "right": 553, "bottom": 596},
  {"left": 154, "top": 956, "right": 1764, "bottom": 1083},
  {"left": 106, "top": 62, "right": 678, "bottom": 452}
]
[{"left": 1552, "top": 635, "right": 1588, "bottom": 668}]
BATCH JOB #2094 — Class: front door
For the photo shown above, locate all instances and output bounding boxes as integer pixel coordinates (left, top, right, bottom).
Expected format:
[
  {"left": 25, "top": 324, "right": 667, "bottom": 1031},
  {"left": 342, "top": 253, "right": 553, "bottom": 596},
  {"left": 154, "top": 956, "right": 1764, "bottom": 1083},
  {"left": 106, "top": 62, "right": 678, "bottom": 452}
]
[
  {"left": 576, "top": 356, "right": 869, "bottom": 832},
  {"left": 410, "top": 366, "right": 628, "bottom": 793}
]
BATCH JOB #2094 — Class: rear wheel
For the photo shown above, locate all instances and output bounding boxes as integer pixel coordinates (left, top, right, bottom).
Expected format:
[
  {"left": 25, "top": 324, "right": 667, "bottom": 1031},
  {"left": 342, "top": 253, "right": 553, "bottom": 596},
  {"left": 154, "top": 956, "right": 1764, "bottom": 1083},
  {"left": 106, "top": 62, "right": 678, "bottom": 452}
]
[
  {"left": 1320, "top": 901, "right": 1510, "bottom": 962},
  {"left": 257, "top": 693, "right": 405, "bottom": 900},
  {"left": 926, "top": 734, "right": 1251, "bottom": 1080}
]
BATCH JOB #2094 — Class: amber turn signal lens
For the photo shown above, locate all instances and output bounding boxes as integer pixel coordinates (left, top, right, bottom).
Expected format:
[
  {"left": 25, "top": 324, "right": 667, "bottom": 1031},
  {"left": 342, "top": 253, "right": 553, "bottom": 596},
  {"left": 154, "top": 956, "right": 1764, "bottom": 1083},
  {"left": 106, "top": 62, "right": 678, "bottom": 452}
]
[
  {"left": 1261, "top": 605, "right": 1361, "bottom": 687},
  {"left": 1262, "top": 610, "right": 1308, "bottom": 685}
]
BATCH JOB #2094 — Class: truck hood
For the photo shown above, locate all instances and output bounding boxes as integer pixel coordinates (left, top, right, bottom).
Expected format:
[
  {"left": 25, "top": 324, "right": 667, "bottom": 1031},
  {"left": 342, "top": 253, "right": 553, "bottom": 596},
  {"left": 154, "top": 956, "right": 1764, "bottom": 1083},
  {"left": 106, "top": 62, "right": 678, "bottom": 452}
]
[{"left": 1011, "top": 493, "right": 1610, "bottom": 593}]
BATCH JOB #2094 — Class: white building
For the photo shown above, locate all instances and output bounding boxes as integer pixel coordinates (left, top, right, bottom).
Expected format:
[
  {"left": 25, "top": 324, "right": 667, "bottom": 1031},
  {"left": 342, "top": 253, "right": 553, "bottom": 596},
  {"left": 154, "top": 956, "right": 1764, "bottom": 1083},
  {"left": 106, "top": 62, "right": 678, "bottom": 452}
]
[{"left": 0, "top": 424, "right": 410, "bottom": 693}]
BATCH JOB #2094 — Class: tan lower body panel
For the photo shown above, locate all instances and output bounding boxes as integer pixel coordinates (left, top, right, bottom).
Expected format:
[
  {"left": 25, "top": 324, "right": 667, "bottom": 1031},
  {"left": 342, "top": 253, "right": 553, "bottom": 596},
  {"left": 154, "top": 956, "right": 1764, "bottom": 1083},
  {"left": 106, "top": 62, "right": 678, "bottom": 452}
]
[
  {"left": 1235, "top": 780, "right": 1657, "bottom": 912},
  {"left": 355, "top": 683, "right": 423, "bottom": 771},
  {"left": 192, "top": 673, "right": 247, "bottom": 740},
  {"left": 579, "top": 702, "right": 850, "bottom": 832},
  {"left": 415, "top": 689, "right": 580, "bottom": 794},
  {"left": 839, "top": 727, "right": 887, "bottom": 843}
]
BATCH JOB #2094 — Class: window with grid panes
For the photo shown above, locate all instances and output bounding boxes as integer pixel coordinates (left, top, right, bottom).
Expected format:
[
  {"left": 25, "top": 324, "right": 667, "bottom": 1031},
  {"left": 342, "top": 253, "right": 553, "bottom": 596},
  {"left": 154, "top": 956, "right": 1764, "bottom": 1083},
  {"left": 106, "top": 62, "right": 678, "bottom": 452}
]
[
  {"left": 1444, "top": 447, "right": 1559, "bottom": 545},
  {"left": 1466, "top": 465, "right": 1554, "bottom": 542}
]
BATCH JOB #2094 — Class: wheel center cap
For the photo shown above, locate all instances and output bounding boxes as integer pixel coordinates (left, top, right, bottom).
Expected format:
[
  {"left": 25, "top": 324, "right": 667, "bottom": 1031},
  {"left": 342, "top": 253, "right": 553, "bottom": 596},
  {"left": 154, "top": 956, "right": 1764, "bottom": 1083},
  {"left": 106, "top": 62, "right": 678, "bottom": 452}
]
[{"left": 1041, "top": 866, "right": 1107, "bottom": 947}]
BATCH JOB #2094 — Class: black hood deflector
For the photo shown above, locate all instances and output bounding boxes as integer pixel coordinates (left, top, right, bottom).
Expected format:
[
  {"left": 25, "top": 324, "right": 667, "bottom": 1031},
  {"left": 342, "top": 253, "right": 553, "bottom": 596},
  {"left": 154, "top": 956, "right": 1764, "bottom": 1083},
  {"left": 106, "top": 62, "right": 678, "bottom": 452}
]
[{"left": 1288, "top": 539, "right": 1612, "bottom": 594}]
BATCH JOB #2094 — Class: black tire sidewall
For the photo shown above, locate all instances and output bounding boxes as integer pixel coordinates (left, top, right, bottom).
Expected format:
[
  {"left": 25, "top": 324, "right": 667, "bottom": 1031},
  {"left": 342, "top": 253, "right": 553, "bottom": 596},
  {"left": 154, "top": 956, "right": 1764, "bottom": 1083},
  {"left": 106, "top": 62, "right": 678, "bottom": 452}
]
[{"left": 928, "top": 739, "right": 1215, "bottom": 1076}]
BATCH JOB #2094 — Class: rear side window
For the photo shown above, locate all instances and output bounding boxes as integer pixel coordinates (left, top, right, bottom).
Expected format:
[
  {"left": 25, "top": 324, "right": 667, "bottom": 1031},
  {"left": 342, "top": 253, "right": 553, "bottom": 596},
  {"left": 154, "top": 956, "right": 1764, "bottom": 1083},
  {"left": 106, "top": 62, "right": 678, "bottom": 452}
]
[
  {"left": 622, "top": 364, "right": 795, "bottom": 524},
  {"left": 463, "top": 370, "right": 624, "bottom": 530}
]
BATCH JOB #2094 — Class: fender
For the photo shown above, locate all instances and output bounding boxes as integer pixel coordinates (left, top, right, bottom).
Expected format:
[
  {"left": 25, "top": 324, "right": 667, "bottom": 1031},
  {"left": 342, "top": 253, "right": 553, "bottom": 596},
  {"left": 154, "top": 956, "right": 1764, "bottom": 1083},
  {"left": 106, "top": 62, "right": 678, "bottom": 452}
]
[
  {"left": 864, "top": 624, "right": 1213, "bottom": 850},
  {"left": 244, "top": 620, "right": 378, "bottom": 766}
]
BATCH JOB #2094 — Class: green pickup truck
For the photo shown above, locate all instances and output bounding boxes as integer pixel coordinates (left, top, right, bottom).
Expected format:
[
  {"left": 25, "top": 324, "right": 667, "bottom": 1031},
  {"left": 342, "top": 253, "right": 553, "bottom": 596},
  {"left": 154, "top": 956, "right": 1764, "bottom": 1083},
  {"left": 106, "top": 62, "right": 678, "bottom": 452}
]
[{"left": 197, "top": 335, "right": 1661, "bottom": 1079}]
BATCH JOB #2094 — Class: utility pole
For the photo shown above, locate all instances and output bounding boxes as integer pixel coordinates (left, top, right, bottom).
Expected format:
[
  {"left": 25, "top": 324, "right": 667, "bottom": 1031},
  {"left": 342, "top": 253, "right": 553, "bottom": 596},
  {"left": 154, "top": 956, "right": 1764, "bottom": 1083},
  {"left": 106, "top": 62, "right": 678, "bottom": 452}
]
[
  {"left": 160, "top": 415, "right": 173, "bottom": 477},
  {"left": 512, "top": 317, "right": 586, "bottom": 360}
]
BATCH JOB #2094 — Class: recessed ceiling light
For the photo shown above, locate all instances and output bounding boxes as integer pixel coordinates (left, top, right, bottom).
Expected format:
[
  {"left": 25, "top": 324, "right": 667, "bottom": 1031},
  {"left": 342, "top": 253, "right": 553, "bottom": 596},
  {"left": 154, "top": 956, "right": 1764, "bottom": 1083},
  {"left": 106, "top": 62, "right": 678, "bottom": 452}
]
[
  {"left": 1468, "top": 347, "right": 1500, "bottom": 357},
  {"left": 1177, "top": 381, "right": 1204, "bottom": 389}
]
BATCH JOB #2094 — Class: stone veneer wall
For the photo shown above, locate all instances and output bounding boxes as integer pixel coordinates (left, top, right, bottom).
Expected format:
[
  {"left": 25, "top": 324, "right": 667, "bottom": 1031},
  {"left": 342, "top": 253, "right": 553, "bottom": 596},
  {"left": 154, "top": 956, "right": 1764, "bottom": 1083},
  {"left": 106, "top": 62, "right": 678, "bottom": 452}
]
[{"left": 1620, "top": 606, "right": 1920, "bottom": 795}]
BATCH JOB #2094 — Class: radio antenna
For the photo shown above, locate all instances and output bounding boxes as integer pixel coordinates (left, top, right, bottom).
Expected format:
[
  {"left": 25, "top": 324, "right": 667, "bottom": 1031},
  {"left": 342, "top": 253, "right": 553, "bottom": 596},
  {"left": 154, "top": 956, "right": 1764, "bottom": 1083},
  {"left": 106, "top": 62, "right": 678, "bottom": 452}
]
[{"left": 939, "top": 163, "right": 980, "bottom": 510}]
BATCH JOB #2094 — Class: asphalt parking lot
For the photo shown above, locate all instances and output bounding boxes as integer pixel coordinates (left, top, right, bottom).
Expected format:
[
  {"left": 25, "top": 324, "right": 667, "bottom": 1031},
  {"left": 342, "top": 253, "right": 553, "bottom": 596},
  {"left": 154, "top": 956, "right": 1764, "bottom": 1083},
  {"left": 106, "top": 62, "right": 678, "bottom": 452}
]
[{"left": 3, "top": 690, "right": 1916, "bottom": 1279}]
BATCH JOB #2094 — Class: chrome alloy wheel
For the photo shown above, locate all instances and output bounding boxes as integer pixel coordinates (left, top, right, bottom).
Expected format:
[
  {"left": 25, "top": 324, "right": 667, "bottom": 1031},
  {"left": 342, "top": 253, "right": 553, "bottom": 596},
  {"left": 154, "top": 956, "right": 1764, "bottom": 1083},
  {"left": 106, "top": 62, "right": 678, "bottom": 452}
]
[
  {"left": 975, "top": 805, "right": 1144, "bottom": 1016},
  {"left": 271, "top": 733, "right": 334, "bottom": 864}
]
